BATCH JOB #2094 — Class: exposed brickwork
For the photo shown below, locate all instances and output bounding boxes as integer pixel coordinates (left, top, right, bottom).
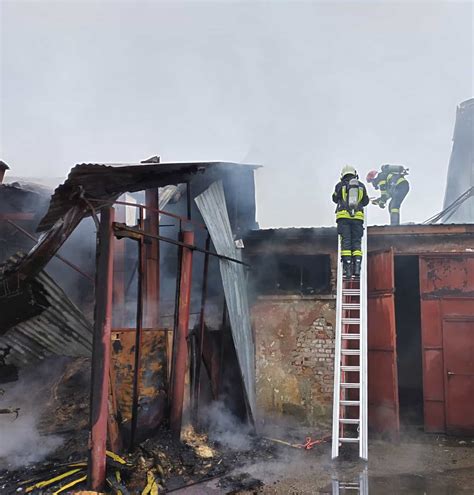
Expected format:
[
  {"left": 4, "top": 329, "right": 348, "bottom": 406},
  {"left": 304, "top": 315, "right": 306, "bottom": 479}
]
[
  {"left": 252, "top": 298, "right": 336, "bottom": 427},
  {"left": 292, "top": 317, "right": 334, "bottom": 396}
]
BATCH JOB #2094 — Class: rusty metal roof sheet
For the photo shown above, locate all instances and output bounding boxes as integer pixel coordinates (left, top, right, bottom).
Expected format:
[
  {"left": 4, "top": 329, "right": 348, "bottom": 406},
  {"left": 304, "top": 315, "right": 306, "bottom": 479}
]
[
  {"left": 38, "top": 162, "right": 260, "bottom": 232},
  {"left": 0, "top": 270, "right": 92, "bottom": 367}
]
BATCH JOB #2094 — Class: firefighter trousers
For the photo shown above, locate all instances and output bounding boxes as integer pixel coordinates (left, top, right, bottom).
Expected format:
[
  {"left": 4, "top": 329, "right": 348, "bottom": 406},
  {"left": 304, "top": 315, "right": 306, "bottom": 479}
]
[
  {"left": 389, "top": 181, "right": 409, "bottom": 225},
  {"left": 337, "top": 218, "right": 364, "bottom": 262}
]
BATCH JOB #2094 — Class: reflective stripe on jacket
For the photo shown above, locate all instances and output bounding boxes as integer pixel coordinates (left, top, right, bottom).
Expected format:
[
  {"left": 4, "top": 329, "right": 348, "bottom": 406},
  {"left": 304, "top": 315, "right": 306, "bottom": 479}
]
[{"left": 374, "top": 172, "right": 408, "bottom": 198}]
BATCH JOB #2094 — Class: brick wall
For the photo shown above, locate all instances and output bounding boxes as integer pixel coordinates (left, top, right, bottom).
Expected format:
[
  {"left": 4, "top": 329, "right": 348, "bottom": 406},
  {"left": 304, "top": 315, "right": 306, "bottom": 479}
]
[{"left": 251, "top": 297, "right": 336, "bottom": 427}]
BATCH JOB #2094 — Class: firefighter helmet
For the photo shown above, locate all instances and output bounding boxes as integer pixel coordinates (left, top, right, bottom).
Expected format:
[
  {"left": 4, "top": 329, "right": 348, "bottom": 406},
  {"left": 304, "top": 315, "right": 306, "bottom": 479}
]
[
  {"left": 366, "top": 170, "right": 378, "bottom": 183},
  {"left": 341, "top": 165, "right": 357, "bottom": 179}
]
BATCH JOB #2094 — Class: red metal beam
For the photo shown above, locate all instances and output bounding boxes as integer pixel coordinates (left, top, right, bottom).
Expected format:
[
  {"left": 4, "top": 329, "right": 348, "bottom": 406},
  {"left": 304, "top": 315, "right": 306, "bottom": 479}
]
[
  {"left": 112, "top": 202, "right": 127, "bottom": 327},
  {"left": 88, "top": 207, "right": 115, "bottom": 491},
  {"left": 170, "top": 230, "right": 194, "bottom": 438},
  {"left": 130, "top": 208, "right": 145, "bottom": 450},
  {"left": 192, "top": 234, "right": 210, "bottom": 424},
  {"left": 144, "top": 189, "right": 160, "bottom": 328}
]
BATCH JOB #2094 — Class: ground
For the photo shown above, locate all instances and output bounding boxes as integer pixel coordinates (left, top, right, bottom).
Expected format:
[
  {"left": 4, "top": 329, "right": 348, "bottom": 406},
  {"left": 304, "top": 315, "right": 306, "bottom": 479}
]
[
  {"left": 1, "top": 360, "right": 473, "bottom": 493},
  {"left": 173, "top": 429, "right": 474, "bottom": 494}
]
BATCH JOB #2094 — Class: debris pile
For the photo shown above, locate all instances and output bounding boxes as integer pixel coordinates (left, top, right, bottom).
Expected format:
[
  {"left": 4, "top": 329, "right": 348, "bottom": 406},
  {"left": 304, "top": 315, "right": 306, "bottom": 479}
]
[{"left": 0, "top": 424, "right": 285, "bottom": 493}]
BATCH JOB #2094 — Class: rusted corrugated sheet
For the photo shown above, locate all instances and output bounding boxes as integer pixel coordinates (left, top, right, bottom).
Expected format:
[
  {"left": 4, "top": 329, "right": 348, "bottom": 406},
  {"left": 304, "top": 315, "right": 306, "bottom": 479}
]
[
  {"left": 0, "top": 270, "right": 92, "bottom": 367},
  {"left": 38, "top": 162, "right": 260, "bottom": 232},
  {"left": 195, "top": 180, "right": 256, "bottom": 422}
]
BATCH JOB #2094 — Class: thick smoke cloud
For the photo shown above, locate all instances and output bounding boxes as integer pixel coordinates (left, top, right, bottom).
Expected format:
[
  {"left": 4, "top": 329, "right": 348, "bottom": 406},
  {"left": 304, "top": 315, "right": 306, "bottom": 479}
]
[
  {"left": 0, "top": 361, "right": 64, "bottom": 468},
  {"left": 0, "top": 1, "right": 472, "bottom": 226}
]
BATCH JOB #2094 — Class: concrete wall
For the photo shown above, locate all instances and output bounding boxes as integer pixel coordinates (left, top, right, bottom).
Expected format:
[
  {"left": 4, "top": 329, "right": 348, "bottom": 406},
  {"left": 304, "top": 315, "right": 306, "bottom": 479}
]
[{"left": 252, "top": 295, "right": 336, "bottom": 426}]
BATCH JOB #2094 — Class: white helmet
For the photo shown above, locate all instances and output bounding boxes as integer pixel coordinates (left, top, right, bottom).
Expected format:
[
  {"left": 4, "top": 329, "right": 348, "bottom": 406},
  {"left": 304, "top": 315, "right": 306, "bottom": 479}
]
[{"left": 341, "top": 165, "right": 357, "bottom": 179}]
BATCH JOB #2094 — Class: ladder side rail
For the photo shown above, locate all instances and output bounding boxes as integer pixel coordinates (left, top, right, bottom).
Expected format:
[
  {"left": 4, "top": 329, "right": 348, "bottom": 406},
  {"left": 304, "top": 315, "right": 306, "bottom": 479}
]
[
  {"left": 331, "top": 234, "right": 344, "bottom": 459},
  {"left": 359, "top": 216, "right": 369, "bottom": 460}
]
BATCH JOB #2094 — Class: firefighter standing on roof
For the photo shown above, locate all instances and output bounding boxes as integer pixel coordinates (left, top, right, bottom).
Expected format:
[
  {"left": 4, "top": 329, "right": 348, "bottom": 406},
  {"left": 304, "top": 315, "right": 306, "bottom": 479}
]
[
  {"left": 332, "top": 166, "right": 369, "bottom": 279},
  {"left": 366, "top": 164, "right": 410, "bottom": 225}
]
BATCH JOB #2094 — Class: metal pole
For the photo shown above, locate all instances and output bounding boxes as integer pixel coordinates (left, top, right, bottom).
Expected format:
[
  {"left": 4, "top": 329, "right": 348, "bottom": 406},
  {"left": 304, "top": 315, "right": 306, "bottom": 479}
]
[
  {"left": 145, "top": 188, "right": 160, "bottom": 328},
  {"left": 192, "top": 234, "right": 210, "bottom": 425},
  {"left": 113, "top": 202, "right": 127, "bottom": 328},
  {"left": 6, "top": 219, "right": 94, "bottom": 283},
  {"left": 186, "top": 182, "right": 192, "bottom": 220},
  {"left": 88, "top": 207, "right": 114, "bottom": 491},
  {"left": 130, "top": 207, "right": 145, "bottom": 450},
  {"left": 170, "top": 230, "right": 194, "bottom": 438}
]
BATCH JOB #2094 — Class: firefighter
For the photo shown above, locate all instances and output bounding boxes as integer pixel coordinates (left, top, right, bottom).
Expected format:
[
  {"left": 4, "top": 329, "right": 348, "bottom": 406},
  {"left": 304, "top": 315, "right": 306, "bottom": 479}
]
[
  {"left": 366, "top": 164, "right": 410, "bottom": 225},
  {"left": 332, "top": 165, "right": 369, "bottom": 278}
]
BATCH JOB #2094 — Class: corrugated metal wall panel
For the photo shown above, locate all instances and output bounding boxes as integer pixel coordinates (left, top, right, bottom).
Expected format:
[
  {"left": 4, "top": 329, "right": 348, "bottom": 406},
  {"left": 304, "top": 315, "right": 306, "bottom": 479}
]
[
  {"left": 0, "top": 271, "right": 92, "bottom": 367},
  {"left": 195, "top": 181, "right": 256, "bottom": 421}
]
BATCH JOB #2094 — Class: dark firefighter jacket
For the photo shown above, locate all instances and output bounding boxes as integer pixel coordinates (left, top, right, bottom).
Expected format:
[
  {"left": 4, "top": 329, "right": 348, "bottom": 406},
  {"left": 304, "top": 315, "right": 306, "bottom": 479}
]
[
  {"left": 332, "top": 176, "right": 369, "bottom": 221},
  {"left": 373, "top": 171, "right": 408, "bottom": 200}
]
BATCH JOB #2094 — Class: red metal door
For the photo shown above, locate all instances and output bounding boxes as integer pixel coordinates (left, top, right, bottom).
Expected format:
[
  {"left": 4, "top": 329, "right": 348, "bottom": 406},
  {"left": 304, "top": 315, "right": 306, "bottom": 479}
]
[
  {"left": 419, "top": 255, "right": 474, "bottom": 433},
  {"left": 368, "top": 249, "right": 400, "bottom": 436},
  {"left": 443, "top": 318, "right": 474, "bottom": 434}
]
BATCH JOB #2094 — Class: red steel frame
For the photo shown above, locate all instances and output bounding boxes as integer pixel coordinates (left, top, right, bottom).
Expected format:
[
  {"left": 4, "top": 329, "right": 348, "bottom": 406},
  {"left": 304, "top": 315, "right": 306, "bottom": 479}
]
[
  {"left": 88, "top": 206, "right": 115, "bottom": 491},
  {"left": 170, "top": 230, "right": 194, "bottom": 437}
]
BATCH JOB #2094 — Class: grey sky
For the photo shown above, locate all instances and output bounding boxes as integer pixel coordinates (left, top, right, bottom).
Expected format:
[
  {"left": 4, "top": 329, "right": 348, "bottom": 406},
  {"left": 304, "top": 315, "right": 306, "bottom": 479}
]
[{"left": 1, "top": 0, "right": 472, "bottom": 227}]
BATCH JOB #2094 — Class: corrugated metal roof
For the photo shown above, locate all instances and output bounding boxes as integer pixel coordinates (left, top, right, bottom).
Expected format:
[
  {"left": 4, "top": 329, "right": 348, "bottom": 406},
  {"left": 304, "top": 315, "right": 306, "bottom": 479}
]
[
  {"left": 38, "top": 161, "right": 260, "bottom": 232},
  {"left": 195, "top": 180, "right": 256, "bottom": 422},
  {"left": 0, "top": 270, "right": 92, "bottom": 367}
]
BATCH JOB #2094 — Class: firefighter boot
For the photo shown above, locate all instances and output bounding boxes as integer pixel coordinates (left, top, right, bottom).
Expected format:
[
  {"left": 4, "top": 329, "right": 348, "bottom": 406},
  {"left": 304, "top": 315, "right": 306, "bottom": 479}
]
[
  {"left": 390, "top": 209, "right": 400, "bottom": 225},
  {"left": 353, "top": 257, "right": 362, "bottom": 278},
  {"left": 343, "top": 258, "right": 353, "bottom": 279}
]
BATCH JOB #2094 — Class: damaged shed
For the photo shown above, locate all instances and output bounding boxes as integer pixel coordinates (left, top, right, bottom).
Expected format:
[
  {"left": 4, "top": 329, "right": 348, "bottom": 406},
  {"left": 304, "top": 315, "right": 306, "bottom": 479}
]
[
  {"left": 244, "top": 224, "right": 474, "bottom": 436},
  {"left": 0, "top": 159, "right": 261, "bottom": 492}
]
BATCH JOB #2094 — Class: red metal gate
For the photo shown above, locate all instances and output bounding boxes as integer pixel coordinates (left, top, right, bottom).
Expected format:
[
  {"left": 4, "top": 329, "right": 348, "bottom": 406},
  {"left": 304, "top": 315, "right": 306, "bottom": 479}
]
[
  {"left": 368, "top": 249, "right": 400, "bottom": 436},
  {"left": 443, "top": 318, "right": 474, "bottom": 434},
  {"left": 419, "top": 255, "right": 474, "bottom": 433}
]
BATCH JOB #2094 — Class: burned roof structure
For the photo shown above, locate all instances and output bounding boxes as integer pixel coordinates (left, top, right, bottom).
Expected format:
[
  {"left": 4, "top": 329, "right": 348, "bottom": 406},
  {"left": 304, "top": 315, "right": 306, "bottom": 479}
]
[
  {"left": 38, "top": 161, "right": 259, "bottom": 232},
  {"left": 0, "top": 159, "right": 261, "bottom": 492}
]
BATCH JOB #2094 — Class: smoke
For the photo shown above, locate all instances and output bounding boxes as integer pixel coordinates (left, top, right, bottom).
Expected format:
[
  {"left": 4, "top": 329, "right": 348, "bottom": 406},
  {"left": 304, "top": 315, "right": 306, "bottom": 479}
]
[
  {"left": 0, "top": 360, "right": 64, "bottom": 469},
  {"left": 202, "top": 400, "right": 253, "bottom": 451},
  {"left": 2, "top": 1, "right": 472, "bottom": 228}
]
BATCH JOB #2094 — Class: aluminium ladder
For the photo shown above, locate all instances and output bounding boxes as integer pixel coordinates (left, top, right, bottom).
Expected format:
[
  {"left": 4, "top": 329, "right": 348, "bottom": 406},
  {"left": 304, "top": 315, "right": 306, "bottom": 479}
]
[
  {"left": 332, "top": 219, "right": 368, "bottom": 461},
  {"left": 332, "top": 469, "right": 369, "bottom": 495}
]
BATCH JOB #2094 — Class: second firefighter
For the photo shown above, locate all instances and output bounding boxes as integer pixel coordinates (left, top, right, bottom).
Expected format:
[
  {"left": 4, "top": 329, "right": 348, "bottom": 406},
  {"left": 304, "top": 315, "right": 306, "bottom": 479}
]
[{"left": 332, "top": 165, "right": 369, "bottom": 278}]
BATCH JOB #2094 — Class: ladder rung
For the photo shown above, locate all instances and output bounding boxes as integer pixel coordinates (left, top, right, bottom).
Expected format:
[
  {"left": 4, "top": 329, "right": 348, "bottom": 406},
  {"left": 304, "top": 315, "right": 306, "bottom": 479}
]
[
  {"left": 342, "top": 303, "right": 360, "bottom": 310},
  {"left": 340, "top": 437, "right": 360, "bottom": 443},
  {"left": 340, "top": 418, "right": 360, "bottom": 424},
  {"left": 341, "top": 333, "right": 360, "bottom": 339},
  {"left": 341, "top": 366, "right": 360, "bottom": 372},
  {"left": 341, "top": 349, "right": 360, "bottom": 355},
  {"left": 341, "top": 383, "right": 360, "bottom": 388},
  {"left": 342, "top": 321, "right": 361, "bottom": 326},
  {"left": 342, "top": 289, "right": 360, "bottom": 295},
  {"left": 340, "top": 400, "right": 360, "bottom": 406}
]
